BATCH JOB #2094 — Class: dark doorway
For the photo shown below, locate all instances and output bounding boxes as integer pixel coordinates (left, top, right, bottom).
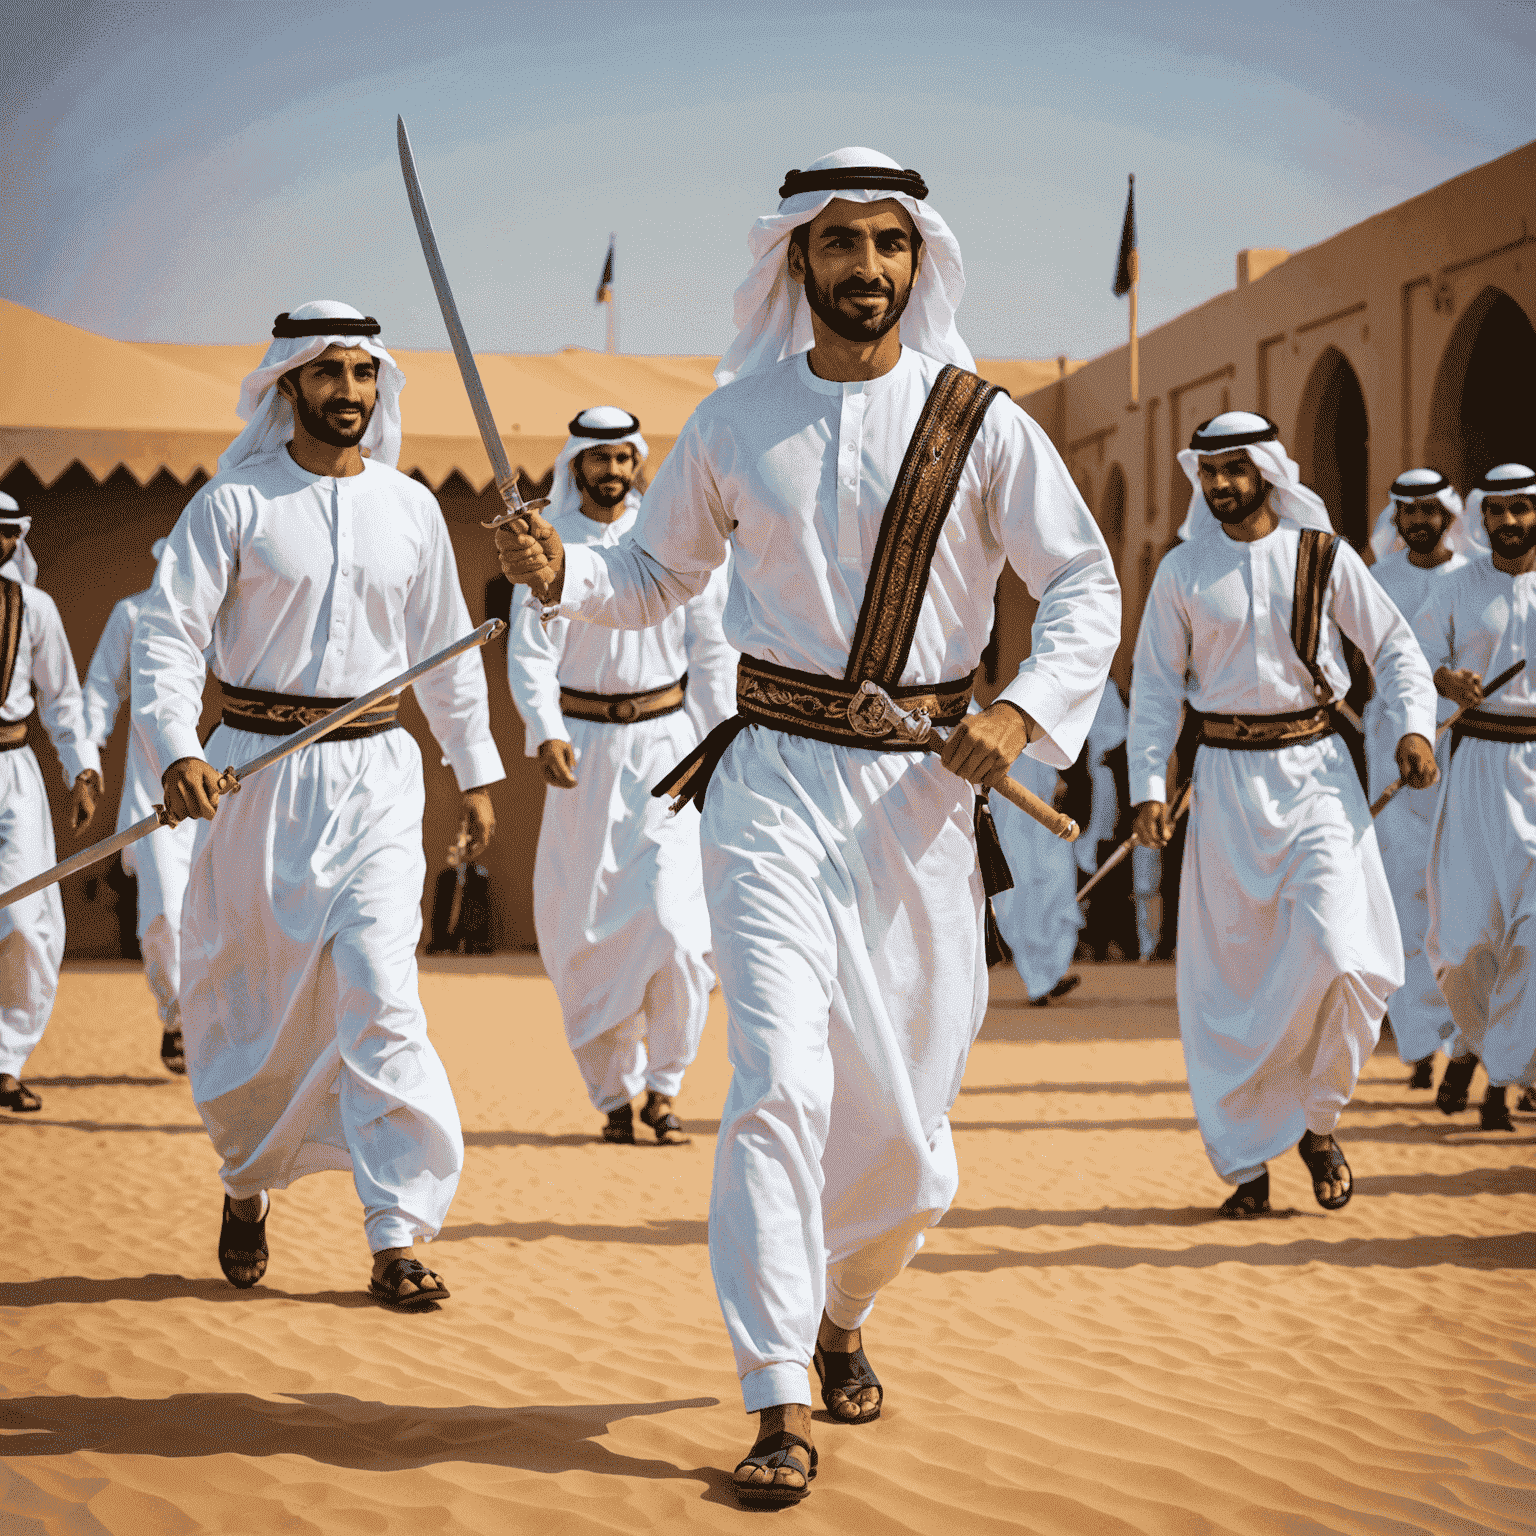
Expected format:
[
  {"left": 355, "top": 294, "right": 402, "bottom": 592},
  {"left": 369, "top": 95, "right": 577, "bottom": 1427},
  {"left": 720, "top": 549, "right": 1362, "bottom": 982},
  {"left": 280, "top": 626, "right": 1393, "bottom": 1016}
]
[
  {"left": 1297, "top": 347, "right": 1370, "bottom": 548},
  {"left": 1441, "top": 289, "right": 1536, "bottom": 488},
  {"left": 1099, "top": 462, "right": 1126, "bottom": 558}
]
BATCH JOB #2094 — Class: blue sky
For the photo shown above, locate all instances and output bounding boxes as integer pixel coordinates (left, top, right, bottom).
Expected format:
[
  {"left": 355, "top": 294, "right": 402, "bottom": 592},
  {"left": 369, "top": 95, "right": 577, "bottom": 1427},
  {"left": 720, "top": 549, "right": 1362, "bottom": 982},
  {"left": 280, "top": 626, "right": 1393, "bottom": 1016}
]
[{"left": 2, "top": 0, "right": 1531, "bottom": 359}]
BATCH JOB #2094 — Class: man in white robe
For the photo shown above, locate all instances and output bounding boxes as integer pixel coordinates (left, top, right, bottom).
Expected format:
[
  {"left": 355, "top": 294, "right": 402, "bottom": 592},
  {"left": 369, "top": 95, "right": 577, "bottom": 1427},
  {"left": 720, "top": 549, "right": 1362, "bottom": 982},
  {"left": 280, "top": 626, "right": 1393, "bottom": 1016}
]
[
  {"left": 497, "top": 149, "right": 1119, "bottom": 1505},
  {"left": 0, "top": 496, "right": 101, "bottom": 1112},
  {"left": 1362, "top": 470, "right": 1476, "bottom": 1094},
  {"left": 82, "top": 537, "right": 199, "bottom": 1074},
  {"left": 1420, "top": 463, "right": 1536, "bottom": 1131},
  {"left": 133, "top": 301, "right": 504, "bottom": 1307},
  {"left": 508, "top": 406, "right": 734, "bottom": 1145},
  {"left": 1130, "top": 412, "right": 1437, "bottom": 1219}
]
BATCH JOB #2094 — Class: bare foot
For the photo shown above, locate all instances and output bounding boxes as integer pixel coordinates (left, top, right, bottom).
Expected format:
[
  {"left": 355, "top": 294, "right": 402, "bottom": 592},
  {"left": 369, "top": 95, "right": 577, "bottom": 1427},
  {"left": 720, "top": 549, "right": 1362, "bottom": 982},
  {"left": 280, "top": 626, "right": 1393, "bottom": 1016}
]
[
  {"left": 371, "top": 1244, "right": 446, "bottom": 1300},
  {"left": 816, "top": 1312, "right": 882, "bottom": 1421},
  {"left": 734, "top": 1402, "right": 814, "bottom": 1494}
]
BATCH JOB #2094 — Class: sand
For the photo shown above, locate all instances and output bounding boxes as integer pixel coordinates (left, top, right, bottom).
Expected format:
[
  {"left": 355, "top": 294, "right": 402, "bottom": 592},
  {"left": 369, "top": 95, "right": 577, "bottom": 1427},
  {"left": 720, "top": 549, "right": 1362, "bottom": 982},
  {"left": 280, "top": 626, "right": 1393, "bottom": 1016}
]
[{"left": 2, "top": 957, "right": 1532, "bottom": 1534}]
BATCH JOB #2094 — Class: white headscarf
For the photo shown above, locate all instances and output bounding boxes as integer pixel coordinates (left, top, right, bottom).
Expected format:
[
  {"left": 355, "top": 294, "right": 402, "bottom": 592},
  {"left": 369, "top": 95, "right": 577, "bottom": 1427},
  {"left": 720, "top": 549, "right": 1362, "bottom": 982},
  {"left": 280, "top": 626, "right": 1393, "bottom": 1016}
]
[
  {"left": 217, "top": 300, "right": 405, "bottom": 474},
  {"left": 1368, "top": 467, "right": 1482, "bottom": 560},
  {"left": 1466, "top": 462, "right": 1536, "bottom": 530},
  {"left": 0, "top": 491, "right": 37, "bottom": 584},
  {"left": 714, "top": 147, "right": 973, "bottom": 387},
  {"left": 545, "top": 407, "right": 650, "bottom": 523},
  {"left": 1175, "top": 411, "right": 1334, "bottom": 542}
]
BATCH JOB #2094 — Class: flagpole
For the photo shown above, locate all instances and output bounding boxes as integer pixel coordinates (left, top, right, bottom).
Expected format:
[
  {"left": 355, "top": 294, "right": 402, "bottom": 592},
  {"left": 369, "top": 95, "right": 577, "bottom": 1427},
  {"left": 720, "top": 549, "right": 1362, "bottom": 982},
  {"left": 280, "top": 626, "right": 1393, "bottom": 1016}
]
[
  {"left": 1127, "top": 176, "right": 1139, "bottom": 409},
  {"left": 605, "top": 232, "right": 618, "bottom": 355}
]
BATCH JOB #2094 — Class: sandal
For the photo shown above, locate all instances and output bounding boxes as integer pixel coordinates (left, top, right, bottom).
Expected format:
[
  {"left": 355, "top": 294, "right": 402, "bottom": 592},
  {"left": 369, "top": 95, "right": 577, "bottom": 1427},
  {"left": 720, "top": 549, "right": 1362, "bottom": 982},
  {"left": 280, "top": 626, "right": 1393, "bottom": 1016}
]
[
  {"left": 1436, "top": 1054, "right": 1478, "bottom": 1115},
  {"left": 1480, "top": 1086, "right": 1514, "bottom": 1132},
  {"left": 1029, "top": 973, "right": 1082, "bottom": 1008},
  {"left": 1517, "top": 1086, "right": 1536, "bottom": 1114},
  {"left": 160, "top": 1028, "right": 187, "bottom": 1076},
  {"left": 1218, "top": 1170, "right": 1270, "bottom": 1219},
  {"left": 639, "top": 1091, "right": 691, "bottom": 1146},
  {"left": 814, "top": 1341, "right": 883, "bottom": 1423},
  {"left": 218, "top": 1193, "right": 268, "bottom": 1288},
  {"left": 601, "top": 1104, "right": 635, "bottom": 1144},
  {"left": 369, "top": 1255, "right": 450, "bottom": 1310},
  {"left": 0, "top": 1075, "right": 41, "bottom": 1113},
  {"left": 732, "top": 1429, "right": 817, "bottom": 1508},
  {"left": 1297, "top": 1133, "right": 1352, "bottom": 1211},
  {"left": 1407, "top": 1055, "right": 1435, "bottom": 1090}
]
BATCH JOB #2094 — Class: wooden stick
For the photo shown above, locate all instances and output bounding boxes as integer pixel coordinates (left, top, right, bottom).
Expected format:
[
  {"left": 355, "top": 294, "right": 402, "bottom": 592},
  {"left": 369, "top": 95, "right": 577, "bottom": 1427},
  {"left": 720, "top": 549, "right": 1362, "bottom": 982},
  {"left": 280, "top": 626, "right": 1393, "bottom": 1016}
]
[
  {"left": 1077, "top": 778, "right": 1192, "bottom": 904},
  {"left": 985, "top": 770, "right": 1079, "bottom": 842}
]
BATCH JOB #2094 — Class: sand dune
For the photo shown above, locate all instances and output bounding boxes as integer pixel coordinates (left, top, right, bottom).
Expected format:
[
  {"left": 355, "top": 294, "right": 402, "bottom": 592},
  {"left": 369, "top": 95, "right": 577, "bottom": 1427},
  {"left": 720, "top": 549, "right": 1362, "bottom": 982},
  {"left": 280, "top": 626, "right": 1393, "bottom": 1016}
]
[{"left": 2, "top": 958, "right": 1532, "bottom": 1533}]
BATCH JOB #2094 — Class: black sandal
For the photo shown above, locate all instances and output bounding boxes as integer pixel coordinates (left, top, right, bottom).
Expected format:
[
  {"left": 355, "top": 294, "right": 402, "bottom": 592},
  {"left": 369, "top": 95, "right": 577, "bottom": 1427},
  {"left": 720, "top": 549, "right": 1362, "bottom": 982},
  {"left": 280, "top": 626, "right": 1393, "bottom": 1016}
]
[
  {"left": 639, "top": 1091, "right": 691, "bottom": 1145},
  {"left": 370, "top": 1255, "right": 451, "bottom": 1310},
  {"left": 160, "top": 1028, "right": 187, "bottom": 1076},
  {"left": 732, "top": 1429, "right": 817, "bottom": 1508},
  {"left": 601, "top": 1104, "right": 635, "bottom": 1144},
  {"left": 1436, "top": 1054, "right": 1478, "bottom": 1115},
  {"left": 218, "top": 1193, "right": 268, "bottom": 1288},
  {"left": 1407, "top": 1055, "right": 1434, "bottom": 1090},
  {"left": 1297, "top": 1133, "right": 1352, "bottom": 1210},
  {"left": 0, "top": 1076, "right": 41, "bottom": 1113},
  {"left": 1218, "top": 1170, "right": 1270, "bottom": 1219},
  {"left": 814, "top": 1341, "right": 883, "bottom": 1423},
  {"left": 1480, "top": 1086, "right": 1514, "bottom": 1132}
]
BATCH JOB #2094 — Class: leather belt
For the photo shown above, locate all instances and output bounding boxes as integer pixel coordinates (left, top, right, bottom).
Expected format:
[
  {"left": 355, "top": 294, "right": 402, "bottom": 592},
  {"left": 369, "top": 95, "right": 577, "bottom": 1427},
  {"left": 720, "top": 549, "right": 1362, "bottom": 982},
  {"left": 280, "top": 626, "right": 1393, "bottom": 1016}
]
[
  {"left": 219, "top": 681, "right": 400, "bottom": 741},
  {"left": 0, "top": 719, "right": 27, "bottom": 752},
  {"left": 560, "top": 676, "right": 688, "bottom": 725},
  {"left": 1197, "top": 706, "right": 1336, "bottom": 751},
  {"left": 1451, "top": 710, "right": 1536, "bottom": 746}
]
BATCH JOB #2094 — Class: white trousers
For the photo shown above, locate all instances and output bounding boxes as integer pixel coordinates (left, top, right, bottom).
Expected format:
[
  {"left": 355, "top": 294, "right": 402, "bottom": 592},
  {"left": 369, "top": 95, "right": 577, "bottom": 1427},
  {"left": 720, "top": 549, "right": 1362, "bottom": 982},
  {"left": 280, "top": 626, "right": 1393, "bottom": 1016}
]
[
  {"left": 701, "top": 728, "right": 986, "bottom": 1412},
  {"left": 533, "top": 711, "right": 715, "bottom": 1113},
  {"left": 1426, "top": 737, "right": 1536, "bottom": 1087},
  {"left": 989, "top": 752, "right": 1081, "bottom": 997},
  {"left": 0, "top": 746, "right": 64, "bottom": 1078},
  {"left": 183, "top": 725, "right": 462, "bottom": 1252},
  {"left": 1178, "top": 738, "right": 1401, "bottom": 1184}
]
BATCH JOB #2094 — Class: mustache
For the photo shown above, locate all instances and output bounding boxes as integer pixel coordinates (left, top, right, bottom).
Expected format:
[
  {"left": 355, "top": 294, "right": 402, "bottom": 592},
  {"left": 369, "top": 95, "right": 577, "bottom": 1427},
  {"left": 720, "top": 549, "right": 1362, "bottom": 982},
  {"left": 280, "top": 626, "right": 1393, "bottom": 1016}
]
[{"left": 832, "top": 277, "right": 894, "bottom": 304}]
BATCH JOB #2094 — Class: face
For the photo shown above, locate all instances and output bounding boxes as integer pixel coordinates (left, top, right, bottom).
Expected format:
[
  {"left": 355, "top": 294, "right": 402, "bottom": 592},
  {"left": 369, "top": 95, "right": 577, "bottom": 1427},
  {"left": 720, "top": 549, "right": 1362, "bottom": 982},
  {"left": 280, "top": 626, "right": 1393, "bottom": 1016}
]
[
  {"left": 1394, "top": 496, "right": 1453, "bottom": 554},
  {"left": 1197, "top": 450, "right": 1269, "bottom": 524},
  {"left": 0, "top": 528, "right": 19, "bottom": 565},
  {"left": 1483, "top": 493, "right": 1536, "bottom": 559},
  {"left": 786, "top": 197, "right": 922, "bottom": 345},
  {"left": 574, "top": 443, "right": 640, "bottom": 509},
  {"left": 277, "top": 344, "right": 379, "bottom": 448}
]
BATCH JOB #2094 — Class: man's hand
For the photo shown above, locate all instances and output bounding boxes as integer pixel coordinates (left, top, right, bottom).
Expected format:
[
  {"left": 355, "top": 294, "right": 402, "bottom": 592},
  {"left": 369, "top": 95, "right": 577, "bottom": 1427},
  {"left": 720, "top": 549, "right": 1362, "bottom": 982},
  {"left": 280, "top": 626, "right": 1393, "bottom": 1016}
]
[
  {"left": 1435, "top": 666, "right": 1483, "bottom": 709},
  {"left": 537, "top": 739, "right": 579, "bottom": 789},
  {"left": 939, "top": 701, "right": 1033, "bottom": 788},
  {"left": 1133, "top": 800, "right": 1175, "bottom": 849},
  {"left": 1396, "top": 733, "right": 1439, "bottom": 790},
  {"left": 70, "top": 770, "right": 101, "bottom": 836},
  {"left": 162, "top": 758, "right": 231, "bottom": 823},
  {"left": 494, "top": 511, "right": 565, "bottom": 603},
  {"left": 458, "top": 786, "right": 496, "bottom": 862}
]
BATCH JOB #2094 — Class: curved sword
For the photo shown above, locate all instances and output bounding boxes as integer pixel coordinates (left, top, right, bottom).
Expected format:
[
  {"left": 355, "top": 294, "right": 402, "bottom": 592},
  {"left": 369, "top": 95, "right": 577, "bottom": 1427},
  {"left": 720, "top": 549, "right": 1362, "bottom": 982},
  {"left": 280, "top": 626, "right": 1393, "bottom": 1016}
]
[{"left": 396, "top": 116, "right": 547, "bottom": 532}]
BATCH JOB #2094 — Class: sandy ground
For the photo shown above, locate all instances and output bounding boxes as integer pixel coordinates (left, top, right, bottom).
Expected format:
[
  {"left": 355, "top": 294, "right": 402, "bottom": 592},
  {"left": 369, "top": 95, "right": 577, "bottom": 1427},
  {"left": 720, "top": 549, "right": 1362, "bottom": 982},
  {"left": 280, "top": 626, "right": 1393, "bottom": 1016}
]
[{"left": 1, "top": 957, "right": 1533, "bottom": 1534}]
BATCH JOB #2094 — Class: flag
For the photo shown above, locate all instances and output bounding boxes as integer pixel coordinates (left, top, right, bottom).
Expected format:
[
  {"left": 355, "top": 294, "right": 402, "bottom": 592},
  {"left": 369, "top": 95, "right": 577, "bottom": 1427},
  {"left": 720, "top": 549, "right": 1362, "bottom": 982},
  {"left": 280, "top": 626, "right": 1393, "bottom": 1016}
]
[
  {"left": 1112, "top": 175, "right": 1137, "bottom": 297},
  {"left": 595, "top": 237, "right": 614, "bottom": 305}
]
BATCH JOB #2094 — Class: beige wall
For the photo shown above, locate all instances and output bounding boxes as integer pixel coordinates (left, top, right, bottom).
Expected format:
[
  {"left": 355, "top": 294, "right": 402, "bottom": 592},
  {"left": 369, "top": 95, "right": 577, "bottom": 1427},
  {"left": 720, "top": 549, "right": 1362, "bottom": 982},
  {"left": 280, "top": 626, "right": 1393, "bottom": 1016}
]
[{"left": 1020, "top": 141, "right": 1536, "bottom": 687}]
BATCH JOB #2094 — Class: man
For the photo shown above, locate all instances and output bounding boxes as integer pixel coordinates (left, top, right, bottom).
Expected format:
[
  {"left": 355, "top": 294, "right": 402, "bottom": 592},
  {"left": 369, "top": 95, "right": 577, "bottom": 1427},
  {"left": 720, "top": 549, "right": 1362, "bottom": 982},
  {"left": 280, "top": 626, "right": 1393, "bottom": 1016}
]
[
  {"left": 507, "top": 406, "right": 734, "bottom": 1145},
  {"left": 0, "top": 493, "right": 101, "bottom": 1112},
  {"left": 1362, "top": 470, "right": 1477, "bottom": 1098},
  {"left": 497, "top": 148, "right": 1118, "bottom": 1505},
  {"left": 1130, "top": 412, "right": 1437, "bottom": 1219},
  {"left": 1075, "top": 680, "right": 1136, "bottom": 961},
  {"left": 82, "top": 537, "right": 199, "bottom": 1074},
  {"left": 1420, "top": 463, "right": 1536, "bottom": 1132},
  {"left": 132, "top": 301, "right": 504, "bottom": 1308}
]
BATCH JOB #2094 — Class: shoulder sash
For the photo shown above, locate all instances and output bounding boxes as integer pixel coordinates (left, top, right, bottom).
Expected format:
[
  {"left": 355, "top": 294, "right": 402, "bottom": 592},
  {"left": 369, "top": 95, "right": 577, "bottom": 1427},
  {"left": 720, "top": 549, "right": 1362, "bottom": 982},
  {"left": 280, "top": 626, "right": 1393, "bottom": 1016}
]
[
  {"left": 0, "top": 578, "right": 24, "bottom": 708},
  {"left": 1291, "top": 527, "right": 1340, "bottom": 704}
]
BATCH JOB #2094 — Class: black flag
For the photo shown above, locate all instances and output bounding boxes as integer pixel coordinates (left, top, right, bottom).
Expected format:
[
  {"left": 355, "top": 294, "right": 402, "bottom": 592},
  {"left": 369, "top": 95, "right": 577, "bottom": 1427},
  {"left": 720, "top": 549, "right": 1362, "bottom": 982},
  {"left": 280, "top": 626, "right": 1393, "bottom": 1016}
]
[
  {"left": 595, "top": 238, "right": 615, "bottom": 305},
  {"left": 1112, "top": 175, "right": 1137, "bottom": 297}
]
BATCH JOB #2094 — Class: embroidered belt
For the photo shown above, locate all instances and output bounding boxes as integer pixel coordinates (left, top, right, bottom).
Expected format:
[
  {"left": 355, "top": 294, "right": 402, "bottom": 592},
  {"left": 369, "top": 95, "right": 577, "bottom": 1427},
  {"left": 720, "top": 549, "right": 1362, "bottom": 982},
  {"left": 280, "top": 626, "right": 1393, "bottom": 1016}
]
[
  {"left": 219, "top": 681, "right": 401, "bottom": 741},
  {"left": 1451, "top": 710, "right": 1536, "bottom": 746},
  {"left": 1197, "top": 706, "right": 1336, "bottom": 751},
  {"left": 0, "top": 719, "right": 27, "bottom": 752},
  {"left": 560, "top": 675, "right": 688, "bottom": 725}
]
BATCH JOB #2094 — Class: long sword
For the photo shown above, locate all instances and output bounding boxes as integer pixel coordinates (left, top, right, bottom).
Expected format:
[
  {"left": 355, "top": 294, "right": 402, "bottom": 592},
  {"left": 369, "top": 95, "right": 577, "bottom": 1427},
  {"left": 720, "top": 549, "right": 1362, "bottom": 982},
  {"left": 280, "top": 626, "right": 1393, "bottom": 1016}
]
[
  {"left": 396, "top": 116, "right": 547, "bottom": 533},
  {"left": 0, "top": 619, "right": 506, "bottom": 911}
]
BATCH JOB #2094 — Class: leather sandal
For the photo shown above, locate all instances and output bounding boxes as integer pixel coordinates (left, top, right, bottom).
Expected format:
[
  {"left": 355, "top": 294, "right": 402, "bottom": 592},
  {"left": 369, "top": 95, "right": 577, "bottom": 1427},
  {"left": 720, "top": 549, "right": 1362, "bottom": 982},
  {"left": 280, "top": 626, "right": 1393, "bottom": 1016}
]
[
  {"left": 160, "top": 1028, "right": 187, "bottom": 1075},
  {"left": 0, "top": 1076, "right": 41, "bottom": 1113},
  {"left": 732, "top": 1429, "right": 817, "bottom": 1508},
  {"left": 1218, "top": 1170, "right": 1270, "bottom": 1219},
  {"left": 218, "top": 1193, "right": 268, "bottom": 1288},
  {"left": 814, "top": 1341, "right": 883, "bottom": 1423},
  {"left": 601, "top": 1103, "right": 635, "bottom": 1144},
  {"left": 370, "top": 1255, "right": 450, "bottom": 1310},
  {"left": 639, "top": 1091, "right": 690, "bottom": 1145},
  {"left": 1297, "top": 1133, "right": 1352, "bottom": 1210},
  {"left": 1436, "top": 1054, "right": 1478, "bottom": 1115}
]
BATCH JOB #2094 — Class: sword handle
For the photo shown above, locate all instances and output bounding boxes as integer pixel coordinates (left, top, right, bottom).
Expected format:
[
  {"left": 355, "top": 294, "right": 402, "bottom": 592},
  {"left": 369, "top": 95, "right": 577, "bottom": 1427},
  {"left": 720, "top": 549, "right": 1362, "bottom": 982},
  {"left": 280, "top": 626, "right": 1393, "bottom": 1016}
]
[
  {"left": 482, "top": 473, "right": 550, "bottom": 532},
  {"left": 986, "top": 771, "right": 1080, "bottom": 842}
]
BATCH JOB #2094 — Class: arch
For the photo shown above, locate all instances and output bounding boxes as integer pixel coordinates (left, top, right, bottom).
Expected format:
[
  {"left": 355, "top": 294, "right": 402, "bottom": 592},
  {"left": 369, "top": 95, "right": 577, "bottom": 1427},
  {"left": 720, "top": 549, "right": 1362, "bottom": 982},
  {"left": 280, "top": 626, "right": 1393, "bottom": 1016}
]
[
  {"left": 1099, "top": 462, "right": 1127, "bottom": 555},
  {"left": 1296, "top": 346, "right": 1369, "bottom": 548},
  {"left": 1425, "top": 285, "right": 1536, "bottom": 489}
]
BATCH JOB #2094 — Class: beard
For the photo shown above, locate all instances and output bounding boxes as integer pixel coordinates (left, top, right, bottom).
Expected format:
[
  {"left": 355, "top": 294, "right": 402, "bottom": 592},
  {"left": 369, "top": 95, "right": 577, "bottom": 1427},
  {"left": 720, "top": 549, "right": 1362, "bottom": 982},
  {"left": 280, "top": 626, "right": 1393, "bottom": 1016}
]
[
  {"left": 292, "top": 385, "right": 373, "bottom": 448},
  {"left": 575, "top": 459, "right": 633, "bottom": 509},
  {"left": 1490, "top": 521, "right": 1536, "bottom": 558},
  {"left": 1398, "top": 517, "right": 1449, "bottom": 554},
  {"left": 1208, "top": 478, "right": 1269, "bottom": 525},
  {"left": 801, "top": 249, "right": 916, "bottom": 344}
]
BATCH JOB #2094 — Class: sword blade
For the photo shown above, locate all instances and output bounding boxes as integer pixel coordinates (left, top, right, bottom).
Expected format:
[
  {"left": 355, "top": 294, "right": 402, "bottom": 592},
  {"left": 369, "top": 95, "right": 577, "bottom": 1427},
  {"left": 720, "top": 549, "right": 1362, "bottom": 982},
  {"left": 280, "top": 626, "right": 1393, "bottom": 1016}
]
[
  {"left": 0, "top": 812, "right": 166, "bottom": 913},
  {"left": 396, "top": 116, "right": 517, "bottom": 498}
]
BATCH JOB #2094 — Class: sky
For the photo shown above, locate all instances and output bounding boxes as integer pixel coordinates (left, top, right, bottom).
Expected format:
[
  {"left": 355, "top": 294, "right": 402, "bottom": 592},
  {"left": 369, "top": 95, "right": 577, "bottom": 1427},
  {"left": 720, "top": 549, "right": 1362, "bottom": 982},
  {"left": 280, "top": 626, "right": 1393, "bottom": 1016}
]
[{"left": 2, "top": 0, "right": 1532, "bottom": 361}]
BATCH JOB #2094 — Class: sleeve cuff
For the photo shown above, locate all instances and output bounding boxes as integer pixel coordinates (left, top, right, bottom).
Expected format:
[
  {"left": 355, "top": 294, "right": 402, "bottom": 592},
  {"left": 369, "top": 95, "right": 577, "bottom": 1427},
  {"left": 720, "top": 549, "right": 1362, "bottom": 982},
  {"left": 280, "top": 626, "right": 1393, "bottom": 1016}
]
[
  {"left": 524, "top": 706, "right": 570, "bottom": 757},
  {"left": 445, "top": 739, "right": 506, "bottom": 793},
  {"left": 998, "top": 671, "right": 1074, "bottom": 769},
  {"left": 58, "top": 741, "right": 102, "bottom": 786},
  {"left": 1132, "top": 771, "right": 1167, "bottom": 804},
  {"left": 154, "top": 725, "right": 207, "bottom": 781}
]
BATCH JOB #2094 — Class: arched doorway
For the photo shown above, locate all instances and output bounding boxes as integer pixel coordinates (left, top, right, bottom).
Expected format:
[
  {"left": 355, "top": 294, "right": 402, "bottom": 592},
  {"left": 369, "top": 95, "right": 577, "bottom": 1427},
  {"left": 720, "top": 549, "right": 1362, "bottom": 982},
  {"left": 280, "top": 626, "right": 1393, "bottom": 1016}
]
[
  {"left": 1426, "top": 286, "right": 1536, "bottom": 489},
  {"left": 1296, "top": 347, "right": 1370, "bottom": 548},
  {"left": 1100, "top": 462, "right": 1126, "bottom": 557}
]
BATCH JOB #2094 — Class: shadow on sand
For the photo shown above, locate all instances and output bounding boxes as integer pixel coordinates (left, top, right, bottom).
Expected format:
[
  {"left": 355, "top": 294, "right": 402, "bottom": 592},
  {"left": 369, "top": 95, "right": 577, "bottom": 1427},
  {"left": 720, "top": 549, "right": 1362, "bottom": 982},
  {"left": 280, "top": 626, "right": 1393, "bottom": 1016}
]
[
  {"left": 24, "top": 1075, "right": 175, "bottom": 1089},
  {"left": 437, "top": 1218, "right": 707, "bottom": 1246},
  {"left": 0, "top": 1274, "right": 376, "bottom": 1309}
]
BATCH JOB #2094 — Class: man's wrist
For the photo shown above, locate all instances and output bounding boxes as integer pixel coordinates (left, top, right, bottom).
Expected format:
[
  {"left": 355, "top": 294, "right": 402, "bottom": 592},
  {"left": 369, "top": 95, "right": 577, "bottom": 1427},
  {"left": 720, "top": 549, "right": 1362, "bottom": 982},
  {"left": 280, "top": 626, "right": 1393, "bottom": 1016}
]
[{"left": 993, "top": 698, "right": 1037, "bottom": 743}]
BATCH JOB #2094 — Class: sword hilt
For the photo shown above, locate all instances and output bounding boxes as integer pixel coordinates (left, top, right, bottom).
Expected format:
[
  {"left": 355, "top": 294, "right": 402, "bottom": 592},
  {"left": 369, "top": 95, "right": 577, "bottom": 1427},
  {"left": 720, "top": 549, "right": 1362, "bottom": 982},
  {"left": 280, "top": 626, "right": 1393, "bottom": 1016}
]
[{"left": 481, "top": 472, "right": 551, "bottom": 531}]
